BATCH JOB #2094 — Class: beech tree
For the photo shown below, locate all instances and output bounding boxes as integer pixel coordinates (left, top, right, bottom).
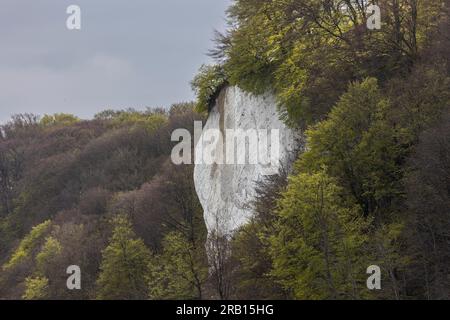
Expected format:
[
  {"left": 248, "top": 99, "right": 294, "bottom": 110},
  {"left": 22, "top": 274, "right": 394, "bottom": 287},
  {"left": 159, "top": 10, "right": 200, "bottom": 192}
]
[
  {"left": 270, "top": 170, "right": 371, "bottom": 299},
  {"left": 298, "top": 78, "right": 405, "bottom": 219},
  {"left": 148, "top": 232, "right": 207, "bottom": 300},
  {"left": 96, "top": 215, "right": 151, "bottom": 300}
]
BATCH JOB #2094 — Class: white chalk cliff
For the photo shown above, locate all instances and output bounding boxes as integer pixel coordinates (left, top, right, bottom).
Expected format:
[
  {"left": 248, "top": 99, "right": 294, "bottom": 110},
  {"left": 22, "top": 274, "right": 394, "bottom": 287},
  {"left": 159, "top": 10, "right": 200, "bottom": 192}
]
[{"left": 194, "top": 86, "right": 302, "bottom": 236}]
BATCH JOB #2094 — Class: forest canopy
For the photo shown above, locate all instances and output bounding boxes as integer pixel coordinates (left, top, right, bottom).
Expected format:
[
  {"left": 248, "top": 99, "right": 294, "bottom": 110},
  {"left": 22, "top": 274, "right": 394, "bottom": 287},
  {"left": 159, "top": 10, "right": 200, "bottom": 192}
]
[{"left": 0, "top": 105, "right": 209, "bottom": 299}]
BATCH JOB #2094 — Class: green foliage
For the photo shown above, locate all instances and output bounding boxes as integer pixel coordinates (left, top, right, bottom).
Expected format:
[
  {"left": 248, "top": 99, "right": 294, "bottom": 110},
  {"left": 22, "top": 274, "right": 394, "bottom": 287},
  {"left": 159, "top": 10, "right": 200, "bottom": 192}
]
[
  {"left": 95, "top": 108, "right": 168, "bottom": 132},
  {"left": 22, "top": 276, "right": 49, "bottom": 300},
  {"left": 148, "top": 231, "right": 207, "bottom": 300},
  {"left": 298, "top": 78, "right": 406, "bottom": 217},
  {"left": 40, "top": 113, "right": 80, "bottom": 127},
  {"left": 223, "top": 12, "right": 278, "bottom": 96},
  {"left": 35, "top": 236, "right": 62, "bottom": 274},
  {"left": 112, "top": 111, "right": 168, "bottom": 133},
  {"left": 270, "top": 170, "right": 371, "bottom": 299},
  {"left": 3, "top": 220, "right": 52, "bottom": 271},
  {"left": 191, "top": 64, "right": 228, "bottom": 113},
  {"left": 96, "top": 215, "right": 151, "bottom": 300},
  {"left": 215, "top": 0, "right": 447, "bottom": 126},
  {"left": 280, "top": 78, "right": 416, "bottom": 299}
]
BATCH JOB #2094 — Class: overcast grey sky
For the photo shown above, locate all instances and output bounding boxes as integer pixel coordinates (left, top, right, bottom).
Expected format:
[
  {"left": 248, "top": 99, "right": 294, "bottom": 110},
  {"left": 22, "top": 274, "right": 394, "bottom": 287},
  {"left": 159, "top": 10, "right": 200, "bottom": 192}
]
[{"left": 0, "top": 0, "right": 231, "bottom": 124}]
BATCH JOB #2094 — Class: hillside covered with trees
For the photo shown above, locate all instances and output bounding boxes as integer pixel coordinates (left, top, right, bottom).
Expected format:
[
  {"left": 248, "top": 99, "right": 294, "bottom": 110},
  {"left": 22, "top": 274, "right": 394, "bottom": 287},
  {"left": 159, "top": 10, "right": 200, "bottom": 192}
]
[
  {"left": 1, "top": 0, "right": 450, "bottom": 300},
  {"left": 193, "top": 0, "right": 450, "bottom": 300},
  {"left": 0, "top": 106, "right": 211, "bottom": 299}
]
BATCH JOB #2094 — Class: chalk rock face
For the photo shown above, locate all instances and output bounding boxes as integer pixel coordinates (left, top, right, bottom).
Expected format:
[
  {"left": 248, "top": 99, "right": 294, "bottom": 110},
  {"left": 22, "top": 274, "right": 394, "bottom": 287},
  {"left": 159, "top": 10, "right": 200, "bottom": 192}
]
[{"left": 193, "top": 86, "right": 302, "bottom": 236}]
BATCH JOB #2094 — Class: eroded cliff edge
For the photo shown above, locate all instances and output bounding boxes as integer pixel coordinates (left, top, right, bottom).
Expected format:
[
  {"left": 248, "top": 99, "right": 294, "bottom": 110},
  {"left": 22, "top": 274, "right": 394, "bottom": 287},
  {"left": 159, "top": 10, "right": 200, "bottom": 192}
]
[{"left": 194, "top": 86, "right": 303, "bottom": 237}]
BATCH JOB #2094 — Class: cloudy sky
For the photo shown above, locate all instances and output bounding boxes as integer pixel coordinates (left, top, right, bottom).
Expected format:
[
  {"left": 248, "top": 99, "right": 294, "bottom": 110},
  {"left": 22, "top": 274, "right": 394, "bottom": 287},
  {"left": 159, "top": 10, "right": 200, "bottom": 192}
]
[{"left": 0, "top": 0, "right": 231, "bottom": 123}]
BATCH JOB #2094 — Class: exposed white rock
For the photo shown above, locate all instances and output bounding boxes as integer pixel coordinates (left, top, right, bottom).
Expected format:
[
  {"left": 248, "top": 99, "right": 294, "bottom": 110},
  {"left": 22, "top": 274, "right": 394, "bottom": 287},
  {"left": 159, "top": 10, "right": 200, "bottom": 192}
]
[{"left": 194, "top": 86, "right": 302, "bottom": 236}]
